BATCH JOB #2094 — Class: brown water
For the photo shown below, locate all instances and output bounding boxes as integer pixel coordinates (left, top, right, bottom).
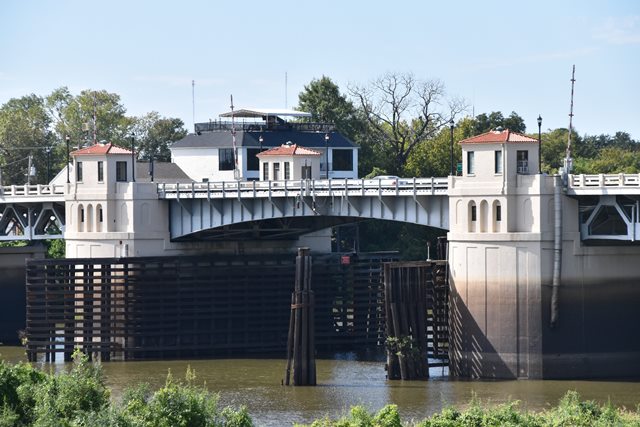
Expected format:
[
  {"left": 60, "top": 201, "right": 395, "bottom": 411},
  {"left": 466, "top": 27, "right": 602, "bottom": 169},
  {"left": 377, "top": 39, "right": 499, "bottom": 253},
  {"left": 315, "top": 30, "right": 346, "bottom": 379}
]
[{"left": 2, "top": 346, "right": 640, "bottom": 426}]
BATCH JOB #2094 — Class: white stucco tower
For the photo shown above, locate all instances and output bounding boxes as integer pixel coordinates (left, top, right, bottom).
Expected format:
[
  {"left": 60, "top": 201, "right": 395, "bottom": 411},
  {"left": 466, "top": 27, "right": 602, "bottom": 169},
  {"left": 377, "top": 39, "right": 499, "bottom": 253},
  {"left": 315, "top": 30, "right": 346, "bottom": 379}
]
[
  {"left": 65, "top": 143, "right": 170, "bottom": 258},
  {"left": 447, "top": 129, "right": 548, "bottom": 379}
]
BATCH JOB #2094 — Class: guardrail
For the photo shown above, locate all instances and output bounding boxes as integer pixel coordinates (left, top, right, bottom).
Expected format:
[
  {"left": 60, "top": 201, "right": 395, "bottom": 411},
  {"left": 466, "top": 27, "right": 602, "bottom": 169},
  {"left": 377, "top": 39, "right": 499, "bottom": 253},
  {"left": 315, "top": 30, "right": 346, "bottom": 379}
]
[
  {"left": 569, "top": 174, "right": 640, "bottom": 188},
  {"left": 0, "top": 184, "right": 66, "bottom": 198},
  {"left": 157, "top": 177, "right": 449, "bottom": 199}
]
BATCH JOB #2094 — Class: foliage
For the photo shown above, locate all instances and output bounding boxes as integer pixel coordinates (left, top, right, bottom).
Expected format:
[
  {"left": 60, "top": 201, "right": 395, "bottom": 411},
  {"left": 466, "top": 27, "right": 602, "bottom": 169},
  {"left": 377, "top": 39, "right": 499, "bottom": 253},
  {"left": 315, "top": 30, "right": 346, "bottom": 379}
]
[
  {"left": 472, "top": 111, "right": 526, "bottom": 134},
  {"left": 349, "top": 72, "right": 466, "bottom": 175},
  {"left": 132, "top": 112, "right": 187, "bottom": 162},
  {"left": 45, "top": 239, "right": 65, "bottom": 259},
  {"left": 358, "top": 221, "right": 446, "bottom": 260}
]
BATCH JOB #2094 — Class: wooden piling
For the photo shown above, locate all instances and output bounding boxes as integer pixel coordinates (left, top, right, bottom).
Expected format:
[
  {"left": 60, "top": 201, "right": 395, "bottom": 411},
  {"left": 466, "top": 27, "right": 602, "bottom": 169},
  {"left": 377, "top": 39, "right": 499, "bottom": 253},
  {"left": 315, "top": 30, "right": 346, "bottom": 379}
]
[{"left": 285, "top": 248, "right": 316, "bottom": 386}]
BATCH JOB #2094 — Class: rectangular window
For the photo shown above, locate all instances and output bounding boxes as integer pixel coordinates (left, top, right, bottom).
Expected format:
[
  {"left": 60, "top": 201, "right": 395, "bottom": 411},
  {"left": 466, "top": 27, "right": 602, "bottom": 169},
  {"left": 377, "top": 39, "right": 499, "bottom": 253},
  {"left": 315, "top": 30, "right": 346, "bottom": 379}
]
[
  {"left": 246, "top": 148, "right": 260, "bottom": 171},
  {"left": 496, "top": 205, "right": 501, "bottom": 222},
  {"left": 80, "top": 207, "right": 85, "bottom": 223},
  {"left": 99, "top": 207, "right": 103, "bottom": 223},
  {"left": 116, "top": 161, "right": 128, "bottom": 182},
  {"left": 494, "top": 150, "right": 502, "bottom": 174},
  {"left": 263, "top": 164, "right": 269, "bottom": 181},
  {"left": 471, "top": 205, "right": 477, "bottom": 222},
  {"left": 467, "top": 151, "right": 475, "bottom": 175},
  {"left": 517, "top": 150, "right": 529, "bottom": 174},
  {"left": 273, "top": 162, "right": 280, "bottom": 180},
  {"left": 284, "top": 162, "right": 290, "bottom": 180},
  {"left": 97, "top": 161, "right": 104, "bottom": 182},
  {"left": 219, "top": 148, "right": 234, "bottom": 171},
  {"left": 301, "top": 165, "right": 311, "bottom": 179},
  {"left": 76, "top": 161, "right": 83, "bottom": 182},
  {"left": 332, "top": 149, "right": 353, "bottom": 171}
]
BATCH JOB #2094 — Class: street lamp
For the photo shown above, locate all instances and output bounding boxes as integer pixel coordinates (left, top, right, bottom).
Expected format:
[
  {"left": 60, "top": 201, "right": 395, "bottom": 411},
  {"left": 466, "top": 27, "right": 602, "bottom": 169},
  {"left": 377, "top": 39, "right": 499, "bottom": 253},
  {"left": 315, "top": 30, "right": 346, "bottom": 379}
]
[
  {"left": 65, "top": 135, "right": 70, "bottom": 184},
  {"left": 259, "top": 134, "right": 264, "bottom": 152},
  {"left": 324, "top": 133, "right": 330, "bottom": 179},
  {"left": 130, "top": 132, "right": 135, "bottom": 182},
  {"left": 46, "top": 147, "right": 51, "bottom": 183},
  {"left": 537, "top": 115, "right": 542, "bottom": 174},
  {"left": 449, "top": 119, "right": 455, "bottom": 175}
]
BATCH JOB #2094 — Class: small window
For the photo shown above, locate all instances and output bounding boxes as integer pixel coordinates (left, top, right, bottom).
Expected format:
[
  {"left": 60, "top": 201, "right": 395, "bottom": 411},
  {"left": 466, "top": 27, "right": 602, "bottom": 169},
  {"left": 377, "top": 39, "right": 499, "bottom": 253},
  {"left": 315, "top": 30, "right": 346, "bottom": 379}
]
[
  {"left": 471, "top": 205, "right": 477, "bottom": 222},
  {"left": 332, "top": 149, "right": 353, "bottom": 171},
  {"left": 246, "top": 148, "right": 260, "bottom": 171},
  {"left": 301, "top": 165, "right": 311, "bottom": 179},
  {"left": 80, "top": 207, "right": 85, "bottom": 223},
  {"left": 116, "top": 161, "right": 128, "bottom": 182},
  {"left": 284, "top": 162, "right": 290, "bottom": 180},
  {"left": 273, "top": 162, "right": 280, "bottom": 180},
  {"left": 467, "top": 151, "right": 475, "bottom": 175},
  {"left": 263, "top": 164, "right": 269, "bottom": 181},
  {"left": 219, "top": 148, "right": 234, "bottom": 171},
  {"left": 97, "top": 161, "right": 104, "bottom": 182},
  {"left": 76, "top": 161, "right": 83, "bottom": 182},
  {"left": 494, "top": 150, "right": 502, "bottom": 174},
  {"left": 517, "top": 150, "right": 529, "bottom": 174},
  {"left": 495, "top": 204, "right": 501, "bottom": 222},
  {"left": 98, "top": 207, "right": 103, "bottom": 223}
]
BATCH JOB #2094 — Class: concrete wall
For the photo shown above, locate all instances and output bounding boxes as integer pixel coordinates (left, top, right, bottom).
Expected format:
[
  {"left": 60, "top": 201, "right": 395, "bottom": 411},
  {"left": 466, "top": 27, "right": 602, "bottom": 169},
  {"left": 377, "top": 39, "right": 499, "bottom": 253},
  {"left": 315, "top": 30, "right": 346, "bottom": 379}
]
[{"left": 0, "top": 244, "right": 46, "bottom": 344}]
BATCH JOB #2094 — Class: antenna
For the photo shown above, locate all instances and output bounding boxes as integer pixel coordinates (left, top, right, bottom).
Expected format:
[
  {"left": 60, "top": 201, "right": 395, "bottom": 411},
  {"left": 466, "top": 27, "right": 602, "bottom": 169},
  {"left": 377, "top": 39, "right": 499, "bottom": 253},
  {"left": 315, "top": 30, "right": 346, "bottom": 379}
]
[
  {"left": 563, "top": 65, "right": 576, "bottom": 177},
  {"left": 285, "top": 71, "right": 288, "bottom": 109},
  {"left": 230, "top": 95, "right": 239, "bottom": 180},
  {"left": 192, "top": 80, "right": 195, "bottom": 131}
]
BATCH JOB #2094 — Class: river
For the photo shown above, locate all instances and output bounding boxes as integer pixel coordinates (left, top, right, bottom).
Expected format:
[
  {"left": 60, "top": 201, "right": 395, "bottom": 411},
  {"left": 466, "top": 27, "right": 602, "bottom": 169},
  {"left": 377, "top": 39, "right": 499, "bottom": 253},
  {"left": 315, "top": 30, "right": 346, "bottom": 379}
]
[{"left": 1, "top": 346, "right": 639, "bottom": 426}]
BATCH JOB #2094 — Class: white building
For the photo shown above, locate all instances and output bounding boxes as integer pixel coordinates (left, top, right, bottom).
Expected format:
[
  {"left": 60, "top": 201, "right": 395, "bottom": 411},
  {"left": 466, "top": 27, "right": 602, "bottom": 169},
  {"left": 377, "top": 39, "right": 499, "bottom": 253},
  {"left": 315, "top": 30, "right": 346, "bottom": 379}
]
[
  {"left": 170, "top": 108, "right": 359, "bottom": 182},
  {"left": 257, "top": 143, "right": 322, "bottom": 181}
]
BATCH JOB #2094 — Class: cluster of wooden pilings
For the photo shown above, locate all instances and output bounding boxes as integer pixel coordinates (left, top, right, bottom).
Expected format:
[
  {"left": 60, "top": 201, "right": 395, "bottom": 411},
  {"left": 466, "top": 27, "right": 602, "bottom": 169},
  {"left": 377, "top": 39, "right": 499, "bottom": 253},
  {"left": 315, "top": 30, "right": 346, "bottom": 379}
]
[
  {"left": 284, "top": 248, "right": 316, "bottom": 386},
  {"left": 383, "top": 261, "right": 449, "bottom": 380}
]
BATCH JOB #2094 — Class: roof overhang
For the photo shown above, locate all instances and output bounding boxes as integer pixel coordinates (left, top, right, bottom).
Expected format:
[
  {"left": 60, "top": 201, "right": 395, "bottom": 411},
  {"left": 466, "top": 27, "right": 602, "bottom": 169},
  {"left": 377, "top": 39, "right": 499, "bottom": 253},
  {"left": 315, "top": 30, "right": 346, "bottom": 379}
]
[{"left": 219, "top": 108, "right": 312, "bottom": 118}]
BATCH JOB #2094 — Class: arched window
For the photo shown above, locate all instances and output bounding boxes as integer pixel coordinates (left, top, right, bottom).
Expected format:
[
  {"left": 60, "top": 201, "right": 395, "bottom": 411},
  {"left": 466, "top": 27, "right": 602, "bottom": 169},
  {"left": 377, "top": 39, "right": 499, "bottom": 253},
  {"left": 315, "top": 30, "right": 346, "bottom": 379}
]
[
  {"left": 96, "top": 204, "right": 103, "bottom": 232},
  {"left": 77, "top": 204, "right": 84, "bottom": 232},
  {"left": 468, "top": 201, "right": 477, "bottom": 232},
  {"left": 492, "top": 200, "right": 502, "bottom": 232},
  {"left": 86, "top": 205, "right": 93, "bottom": 232},
  {"left": 480, "top": 200, "right": 489, "bottom": 233}
]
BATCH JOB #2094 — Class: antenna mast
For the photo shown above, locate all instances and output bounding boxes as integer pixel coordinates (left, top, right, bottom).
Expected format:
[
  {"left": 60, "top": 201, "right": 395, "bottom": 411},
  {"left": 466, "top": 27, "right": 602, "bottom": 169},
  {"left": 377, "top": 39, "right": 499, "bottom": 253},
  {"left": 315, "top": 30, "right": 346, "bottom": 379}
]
[
  {"left": 563, "top": 65, "right": 576, "bottom": 177},
  {"left": 230, "top": 95, "right": 239, "bottom": 180},
  {"left": 192, "top": 80, "right": 195, "bottom": 130}
]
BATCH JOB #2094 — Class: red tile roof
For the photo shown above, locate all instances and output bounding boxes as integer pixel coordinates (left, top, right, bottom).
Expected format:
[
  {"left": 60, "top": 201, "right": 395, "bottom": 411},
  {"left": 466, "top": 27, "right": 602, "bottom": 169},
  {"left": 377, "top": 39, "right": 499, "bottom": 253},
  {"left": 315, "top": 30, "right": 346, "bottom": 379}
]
[
  {"left": 460, "top": 129, "right": 538, "bottom": 144},
  {"left": 256, "top": 143, "right": 321, "bottom": 156},
  {"left": 71, "top": 142, "right": 133, "bottom": 156}
]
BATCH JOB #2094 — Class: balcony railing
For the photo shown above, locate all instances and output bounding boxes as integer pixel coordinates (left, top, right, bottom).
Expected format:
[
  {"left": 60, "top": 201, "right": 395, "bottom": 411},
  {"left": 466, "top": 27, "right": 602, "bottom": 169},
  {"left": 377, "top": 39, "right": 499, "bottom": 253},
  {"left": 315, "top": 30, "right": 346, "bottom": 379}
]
[{"left": 194, "top": 121, "right": 334, "bottom": 133}]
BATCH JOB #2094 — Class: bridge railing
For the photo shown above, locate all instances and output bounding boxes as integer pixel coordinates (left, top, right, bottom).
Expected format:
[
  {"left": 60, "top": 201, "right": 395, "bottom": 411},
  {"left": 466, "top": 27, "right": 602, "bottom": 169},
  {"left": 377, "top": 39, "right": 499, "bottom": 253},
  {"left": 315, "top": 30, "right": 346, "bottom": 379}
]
[
  {"left": 157, "top": 177, "right": 449, "bottom": 199},
  {"left": 570, "top": 173, "right": 640, "bottom": 188},
  {"left": 0, "top": 184, "right": 66, "bottom": 198}
]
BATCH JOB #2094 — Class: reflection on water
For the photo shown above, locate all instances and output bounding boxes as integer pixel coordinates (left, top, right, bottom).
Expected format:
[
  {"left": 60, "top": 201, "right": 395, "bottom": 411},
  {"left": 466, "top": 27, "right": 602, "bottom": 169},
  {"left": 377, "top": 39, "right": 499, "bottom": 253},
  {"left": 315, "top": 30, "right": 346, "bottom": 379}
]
[{"left": 2, "top": 346, "right": 640, "bottom": 426}]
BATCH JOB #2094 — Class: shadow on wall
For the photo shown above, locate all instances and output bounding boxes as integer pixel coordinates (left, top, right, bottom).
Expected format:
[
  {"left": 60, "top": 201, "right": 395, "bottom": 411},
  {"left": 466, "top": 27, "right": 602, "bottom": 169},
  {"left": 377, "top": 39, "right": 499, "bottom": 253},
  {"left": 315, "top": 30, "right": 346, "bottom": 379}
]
[{"left": 449, "top": 286, "right": 514, "bottom": 379}]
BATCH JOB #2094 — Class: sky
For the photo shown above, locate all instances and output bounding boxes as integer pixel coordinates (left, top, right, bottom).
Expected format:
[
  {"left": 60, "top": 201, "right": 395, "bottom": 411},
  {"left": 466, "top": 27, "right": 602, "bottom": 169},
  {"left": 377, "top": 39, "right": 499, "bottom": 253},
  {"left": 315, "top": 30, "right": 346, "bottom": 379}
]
[{"left": 1, "top": 0, "right": 639, "bottom": 139}]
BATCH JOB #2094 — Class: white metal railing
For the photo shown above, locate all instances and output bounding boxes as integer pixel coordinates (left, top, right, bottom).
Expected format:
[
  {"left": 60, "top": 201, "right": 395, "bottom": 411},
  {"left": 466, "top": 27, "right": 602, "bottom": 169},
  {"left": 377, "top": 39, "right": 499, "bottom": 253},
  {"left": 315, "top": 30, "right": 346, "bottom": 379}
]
[
  {"left": 0, "top": 184, "right": 66, "bottom": 198},
  {"left": 569, "top": 174, "right": 640, "bottom": 188},
  {"left": 157, "top": 177, "right": 449, "bottom": 199}
]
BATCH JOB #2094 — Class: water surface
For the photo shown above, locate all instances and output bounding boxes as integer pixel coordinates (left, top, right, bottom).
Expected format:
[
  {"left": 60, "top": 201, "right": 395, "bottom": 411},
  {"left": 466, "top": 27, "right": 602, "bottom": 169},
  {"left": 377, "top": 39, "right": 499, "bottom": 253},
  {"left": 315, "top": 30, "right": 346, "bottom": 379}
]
[{"left": 2, "top": 346, "right": 639, "bottom": 426}]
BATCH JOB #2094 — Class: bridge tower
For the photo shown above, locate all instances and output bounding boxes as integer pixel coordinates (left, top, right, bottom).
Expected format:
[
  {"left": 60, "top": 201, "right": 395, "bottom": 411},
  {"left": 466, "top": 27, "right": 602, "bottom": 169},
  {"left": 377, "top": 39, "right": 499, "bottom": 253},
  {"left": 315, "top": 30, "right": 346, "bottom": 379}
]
[
  {"left": 447, "top": 129, "right": 548, "bottom": 379},
  {"left": 64, "top": 143, "right": 170, "bottom": 258}
]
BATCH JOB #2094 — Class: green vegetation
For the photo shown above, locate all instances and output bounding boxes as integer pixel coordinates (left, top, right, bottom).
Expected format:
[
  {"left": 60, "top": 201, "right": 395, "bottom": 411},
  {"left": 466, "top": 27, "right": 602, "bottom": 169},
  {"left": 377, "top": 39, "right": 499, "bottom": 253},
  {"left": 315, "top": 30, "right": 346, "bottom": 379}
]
[
  {"left": 0, "top": 351, "right": 252, "bottom": 427},
  {"left": 296, "top": 392, "right": 640, "bottom": 426}
]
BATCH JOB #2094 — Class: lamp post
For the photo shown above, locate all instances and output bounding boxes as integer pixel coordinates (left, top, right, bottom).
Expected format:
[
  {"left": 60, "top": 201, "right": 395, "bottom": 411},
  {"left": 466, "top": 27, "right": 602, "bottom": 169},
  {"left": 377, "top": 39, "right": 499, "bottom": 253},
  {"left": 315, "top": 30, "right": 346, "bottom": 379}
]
[
  {"left": 46, "top": 147, "right": 51, "bottom": 182},
  {"left": 130, "top": 132, "right": 135, "bottom": 182},
  {"left": 537, "top": 115, "right": 542, "bottom": 174},
  {"left": 449, "top": 119, "right": 455, "bottom": 175},
  {"left": 259, "top": 134, "right": 264, "bottom": 152},
  {"left": 324, "top": 133, "right": 330, "bottom": 179},
  {"left": 65, "top": 135, "right": 70, "bottom": 184}
]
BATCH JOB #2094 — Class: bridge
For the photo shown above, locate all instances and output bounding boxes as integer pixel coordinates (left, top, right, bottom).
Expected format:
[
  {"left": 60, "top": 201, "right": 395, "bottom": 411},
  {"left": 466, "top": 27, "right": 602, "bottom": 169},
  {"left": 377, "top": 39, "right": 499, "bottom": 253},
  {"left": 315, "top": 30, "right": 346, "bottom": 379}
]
[{"left": 1, "top": 174, "right": 640, "bottom": 242}]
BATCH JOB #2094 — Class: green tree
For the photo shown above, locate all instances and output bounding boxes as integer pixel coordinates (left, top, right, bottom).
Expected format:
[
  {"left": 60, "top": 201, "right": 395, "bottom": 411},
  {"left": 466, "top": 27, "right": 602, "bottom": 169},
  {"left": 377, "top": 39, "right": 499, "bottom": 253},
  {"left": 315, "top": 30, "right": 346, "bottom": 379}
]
[
  {"left": 0, "top": 94, "right": 54, "bottom": 185},
  {"left": 133, "top": 112, "right": 187, "bottom": 162},
  {"left": 472, "top": 111, "right": 526, "bottom": 135},
  {"left": 350, "top": 72, "right": 466, "bottom": 176},
  {"left": 540, "top": 128, "right": 581, "bottom": 174}
]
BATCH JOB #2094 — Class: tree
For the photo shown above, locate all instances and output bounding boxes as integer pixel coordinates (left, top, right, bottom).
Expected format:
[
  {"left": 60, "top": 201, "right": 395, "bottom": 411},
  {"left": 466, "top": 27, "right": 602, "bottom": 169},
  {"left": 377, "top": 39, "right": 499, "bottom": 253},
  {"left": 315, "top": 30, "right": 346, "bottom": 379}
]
[
  {"left": 0, "top": 94, "right": 54, "bottom": 184},
  {"left": 132, "top": 112, "right": 187, "bottom": 162},
  {"left": 350, "top": 72, "right": 465, "bottom": 175},
  {"left": 472, "top": 111, "right": 525, "bottom": 135},
  {"left": 46, "top": 87, "right": 133, "bottom": 149}
]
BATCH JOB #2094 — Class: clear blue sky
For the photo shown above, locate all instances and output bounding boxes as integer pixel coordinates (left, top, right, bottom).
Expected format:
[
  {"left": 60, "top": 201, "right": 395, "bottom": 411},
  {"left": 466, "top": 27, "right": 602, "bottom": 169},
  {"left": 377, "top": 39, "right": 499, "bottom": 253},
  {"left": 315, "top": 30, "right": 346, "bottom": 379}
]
[{"left": 1, "top": 0, "right": 639, "bottom": 139}]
